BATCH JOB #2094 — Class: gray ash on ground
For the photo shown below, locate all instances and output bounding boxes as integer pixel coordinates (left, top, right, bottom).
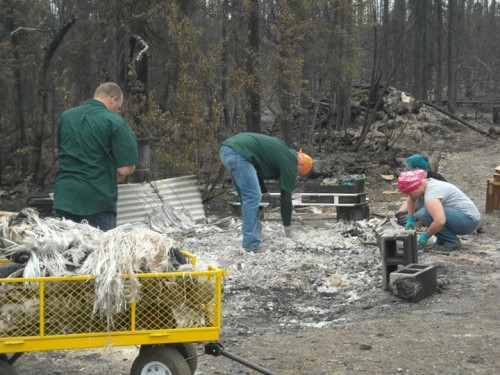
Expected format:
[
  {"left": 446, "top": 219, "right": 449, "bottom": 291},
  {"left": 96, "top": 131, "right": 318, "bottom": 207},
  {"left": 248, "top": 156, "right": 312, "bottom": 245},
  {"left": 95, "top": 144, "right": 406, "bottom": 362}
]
[{"left": 8, "top": 99, "right": 500, "bottom": 374}]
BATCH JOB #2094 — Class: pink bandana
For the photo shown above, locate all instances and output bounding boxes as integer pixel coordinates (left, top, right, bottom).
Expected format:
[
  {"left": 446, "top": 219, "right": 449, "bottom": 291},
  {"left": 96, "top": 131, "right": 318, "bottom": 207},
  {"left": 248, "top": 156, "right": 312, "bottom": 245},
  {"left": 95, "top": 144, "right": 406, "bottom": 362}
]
[{"left": 398, "top": 169, "right": 426, "bottom": 195}]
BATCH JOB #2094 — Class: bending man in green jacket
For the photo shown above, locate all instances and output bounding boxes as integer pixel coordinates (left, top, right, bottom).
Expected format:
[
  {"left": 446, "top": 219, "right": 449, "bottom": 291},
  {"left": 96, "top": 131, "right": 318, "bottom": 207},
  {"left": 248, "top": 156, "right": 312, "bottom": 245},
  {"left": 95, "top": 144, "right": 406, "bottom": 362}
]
[{"left": 220, "top": 133, "right": 313, "bottom": 253}]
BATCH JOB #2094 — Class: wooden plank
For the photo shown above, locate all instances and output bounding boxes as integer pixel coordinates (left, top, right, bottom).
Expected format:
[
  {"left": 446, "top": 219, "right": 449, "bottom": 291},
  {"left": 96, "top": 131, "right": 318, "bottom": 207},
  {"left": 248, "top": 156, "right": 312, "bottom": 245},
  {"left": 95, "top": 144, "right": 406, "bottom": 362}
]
[
  {"left": 485, "top": 179, "right": 500, "bottom": 213},
  {"left": 298, "top": 192, "right": 367, "bottom": 197},
  {"left": 230, "top": 201, "right": 369, "bottom": 208},
  {"left": 292, "top": 202, "right": 369, "bottom": 208}
]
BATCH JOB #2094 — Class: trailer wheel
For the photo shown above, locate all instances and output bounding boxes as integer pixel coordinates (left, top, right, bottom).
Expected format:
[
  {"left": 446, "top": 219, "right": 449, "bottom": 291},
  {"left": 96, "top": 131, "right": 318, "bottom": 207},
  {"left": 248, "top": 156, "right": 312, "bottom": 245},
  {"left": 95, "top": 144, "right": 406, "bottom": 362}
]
[
  {"left": 131, "top": 346, "right": 191, "bottom": 375},
  {"left": 0, "top": 359, "right": 18, "bottom": 375},
  {"left": 175, "top": 343, "right": 198, "bottom": 375}
]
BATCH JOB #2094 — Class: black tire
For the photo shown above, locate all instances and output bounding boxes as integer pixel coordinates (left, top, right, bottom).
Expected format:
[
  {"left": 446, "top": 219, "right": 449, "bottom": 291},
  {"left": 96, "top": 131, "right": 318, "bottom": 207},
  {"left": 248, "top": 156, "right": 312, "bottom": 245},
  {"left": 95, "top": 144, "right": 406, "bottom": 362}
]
[
  {"left": 0, "top": 359, "right": 18, "bottom": 375},
  {"left": 174, "top": 343, "right": 198, "bottom": 375},
  {"left": 131, "top": 346, "right": 191, "bottom": 375},
  {"left": 0, "top": 354, "right": 9, "bottom": 362}
]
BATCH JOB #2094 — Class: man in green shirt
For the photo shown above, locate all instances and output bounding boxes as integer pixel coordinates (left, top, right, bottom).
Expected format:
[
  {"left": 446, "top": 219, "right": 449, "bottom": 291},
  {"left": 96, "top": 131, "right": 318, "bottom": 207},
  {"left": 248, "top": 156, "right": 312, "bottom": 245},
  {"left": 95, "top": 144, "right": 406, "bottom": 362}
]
[
  {"left": 220, "top": 133, "right": 313, "bottom": 253},
  {"left": 53, "top": 82, "right": 139, "bottom": 231}
]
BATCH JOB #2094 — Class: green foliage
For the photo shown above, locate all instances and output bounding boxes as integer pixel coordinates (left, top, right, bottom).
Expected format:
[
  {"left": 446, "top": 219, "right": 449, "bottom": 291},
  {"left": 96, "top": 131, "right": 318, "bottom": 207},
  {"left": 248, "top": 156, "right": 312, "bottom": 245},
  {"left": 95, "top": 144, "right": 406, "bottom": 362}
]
[
  {"left": 14, "top": 146, "right": 33, "bottom": 157},
  {"left": 1, "top": 0, "right": 500, "bottom": 190},
  {"left": 129, "top": 2, "right": 223, "bottom": 185},
  {"left": 18, "top": 173, "right": 35, "bottom": 196}
]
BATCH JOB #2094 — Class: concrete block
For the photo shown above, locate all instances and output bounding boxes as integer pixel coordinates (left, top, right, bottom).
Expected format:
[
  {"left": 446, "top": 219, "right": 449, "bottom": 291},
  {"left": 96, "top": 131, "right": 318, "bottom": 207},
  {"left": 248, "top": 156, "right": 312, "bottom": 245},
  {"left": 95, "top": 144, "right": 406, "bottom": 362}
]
[
  {"left": 389, "top": 263, "right": 437, "bottom": 302},
  {"left": 380, "top": 231, "right": 418, "bottom": 264},
  {"left": 380, "top": 231, "right": 418, "bottom": 290}
]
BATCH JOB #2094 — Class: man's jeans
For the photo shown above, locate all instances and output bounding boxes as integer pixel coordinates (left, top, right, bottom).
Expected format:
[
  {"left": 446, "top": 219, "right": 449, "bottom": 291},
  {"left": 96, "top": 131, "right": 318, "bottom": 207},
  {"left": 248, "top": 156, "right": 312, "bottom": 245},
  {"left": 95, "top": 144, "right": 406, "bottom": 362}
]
[
  {"left": 53, "top": 209, "right": 117, "bottom": 231},
  {"left": 416, "top": 207, "right": 478, "bottom": 248},
  {"left": 220, "top": 145, "right": 261, "bottom": 250}
]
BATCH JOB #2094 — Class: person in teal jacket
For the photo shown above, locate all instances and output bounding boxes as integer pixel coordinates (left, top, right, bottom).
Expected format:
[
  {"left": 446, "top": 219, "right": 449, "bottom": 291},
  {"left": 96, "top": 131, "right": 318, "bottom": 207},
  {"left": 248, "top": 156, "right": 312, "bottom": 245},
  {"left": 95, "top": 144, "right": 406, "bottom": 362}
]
[
  {"left": 53, "top": 82, "right": 138, "bottom": 231},
  {"left": 220, "top": 133, "right": 312, "bottom": 253}
]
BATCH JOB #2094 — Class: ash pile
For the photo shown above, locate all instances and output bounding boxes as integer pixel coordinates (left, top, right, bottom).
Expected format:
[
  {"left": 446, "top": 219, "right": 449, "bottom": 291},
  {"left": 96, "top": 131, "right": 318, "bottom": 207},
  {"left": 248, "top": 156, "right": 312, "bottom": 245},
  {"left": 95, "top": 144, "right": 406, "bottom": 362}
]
[{"left": 0, "top": 203, "right": 446, "bottom": 335}]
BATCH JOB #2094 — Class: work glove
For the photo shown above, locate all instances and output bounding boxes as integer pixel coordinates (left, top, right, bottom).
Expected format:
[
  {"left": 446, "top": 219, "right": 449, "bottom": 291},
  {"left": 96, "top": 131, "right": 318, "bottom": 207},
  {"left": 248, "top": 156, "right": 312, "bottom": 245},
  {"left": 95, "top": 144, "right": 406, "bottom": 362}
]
[
  {"left": 266, "top": 194, "right": 281, "bottom": 209},
  {"left": 417, "top": 232, "right": 430, "bottom": 247},
  {"left": 404, "top": 215, "right": 415, "bottom": 230}
]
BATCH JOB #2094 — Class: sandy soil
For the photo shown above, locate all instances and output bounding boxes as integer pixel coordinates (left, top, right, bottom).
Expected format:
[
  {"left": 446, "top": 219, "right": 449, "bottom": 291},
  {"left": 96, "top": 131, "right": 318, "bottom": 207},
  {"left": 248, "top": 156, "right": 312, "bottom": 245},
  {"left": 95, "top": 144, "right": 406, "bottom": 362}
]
[{"left": 5, "top": 114, "right": 500, "bottom": 375}]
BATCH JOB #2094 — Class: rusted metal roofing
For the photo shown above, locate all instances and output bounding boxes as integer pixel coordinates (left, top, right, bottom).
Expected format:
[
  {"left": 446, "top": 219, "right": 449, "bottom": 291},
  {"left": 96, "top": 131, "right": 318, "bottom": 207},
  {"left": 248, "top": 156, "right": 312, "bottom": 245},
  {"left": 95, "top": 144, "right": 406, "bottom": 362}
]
[{"left": 115, "top": 175, "right": 205, "bottom": 226}]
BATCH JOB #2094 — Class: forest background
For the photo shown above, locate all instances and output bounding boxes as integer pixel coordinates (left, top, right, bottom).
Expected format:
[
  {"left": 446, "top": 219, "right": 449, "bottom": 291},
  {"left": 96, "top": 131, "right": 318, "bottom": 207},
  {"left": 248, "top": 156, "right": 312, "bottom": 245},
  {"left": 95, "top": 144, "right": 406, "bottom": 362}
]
[{"left": 1, "top": 0, "right": 499, "bottom": 197}]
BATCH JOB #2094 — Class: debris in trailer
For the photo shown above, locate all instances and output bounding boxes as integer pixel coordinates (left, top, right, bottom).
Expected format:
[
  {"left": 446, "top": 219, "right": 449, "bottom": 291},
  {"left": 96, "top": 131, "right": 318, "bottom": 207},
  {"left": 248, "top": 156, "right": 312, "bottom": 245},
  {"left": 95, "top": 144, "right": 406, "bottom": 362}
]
[{"left": 0, "top": 207, "right": 213, "bottom": 328}]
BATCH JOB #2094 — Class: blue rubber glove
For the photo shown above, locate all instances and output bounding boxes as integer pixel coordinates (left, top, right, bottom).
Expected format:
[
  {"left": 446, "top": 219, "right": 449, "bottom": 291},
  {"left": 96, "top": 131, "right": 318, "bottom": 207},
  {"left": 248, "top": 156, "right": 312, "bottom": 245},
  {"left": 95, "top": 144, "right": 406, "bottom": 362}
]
[
  {"left": 418, "top": 232, "right": 430, "bottom": 247},
  {"left": 404, "top": 215, "right": 415, "bottom": 230}
]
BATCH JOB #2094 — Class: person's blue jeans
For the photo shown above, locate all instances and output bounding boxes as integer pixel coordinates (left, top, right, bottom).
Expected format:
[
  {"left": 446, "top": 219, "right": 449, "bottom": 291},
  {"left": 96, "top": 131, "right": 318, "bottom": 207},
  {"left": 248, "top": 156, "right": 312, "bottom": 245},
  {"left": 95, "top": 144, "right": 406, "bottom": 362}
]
[
  {"left": 53, "top": 209, "right": 117, "bottom": 231},
  {"left": 220, "top": 145, "right": 261, "bottom": 250},
  {"left": 415, "top": 207, "right": 478, "bottom": 248}
]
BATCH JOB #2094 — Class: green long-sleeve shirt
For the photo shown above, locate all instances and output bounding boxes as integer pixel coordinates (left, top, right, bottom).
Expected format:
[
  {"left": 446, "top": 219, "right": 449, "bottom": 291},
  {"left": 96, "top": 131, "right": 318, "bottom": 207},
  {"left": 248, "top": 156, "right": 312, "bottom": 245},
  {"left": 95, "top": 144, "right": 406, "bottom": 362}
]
[{"left": 222, "top": 132, "right": 297, "bottom": 226}]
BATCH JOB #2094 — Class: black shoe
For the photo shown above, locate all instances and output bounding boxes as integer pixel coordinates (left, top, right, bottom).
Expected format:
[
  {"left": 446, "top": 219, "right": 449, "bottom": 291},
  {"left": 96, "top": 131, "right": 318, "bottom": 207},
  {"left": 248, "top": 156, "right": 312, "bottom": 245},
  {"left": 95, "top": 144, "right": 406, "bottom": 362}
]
[
  {"left": 427, "top": 243, "right": 460, "bottom": 255},
  {"left": 395, "top": 212, "right": 407, "bottom": 226}
]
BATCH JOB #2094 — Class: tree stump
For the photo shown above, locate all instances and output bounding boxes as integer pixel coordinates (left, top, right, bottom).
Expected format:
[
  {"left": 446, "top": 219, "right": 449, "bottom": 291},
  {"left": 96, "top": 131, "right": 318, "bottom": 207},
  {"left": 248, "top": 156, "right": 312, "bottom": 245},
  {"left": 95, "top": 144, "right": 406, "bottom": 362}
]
[{"left": 493, "top": 106, "right": 500, "bottom": 125}]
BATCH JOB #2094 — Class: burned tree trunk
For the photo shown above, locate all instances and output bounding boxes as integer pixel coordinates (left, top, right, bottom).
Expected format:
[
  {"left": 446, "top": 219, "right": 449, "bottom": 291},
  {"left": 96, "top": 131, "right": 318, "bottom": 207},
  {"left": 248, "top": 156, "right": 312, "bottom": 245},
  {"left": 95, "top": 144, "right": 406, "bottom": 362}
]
[
  {"left": 245, "top": 0, "right": 261, "bottom": 133},
  {"left": 32, "top": 16, "right": 77, "bottom": 187},
  {"left": 423, "top": 100, "right": 492, "bottom": 137},
  {"left": 9, "top": 32, "right": 29, "bottom": 176},
  {"left": 493, "top": 106, "right": 500, "bottom": 125}
]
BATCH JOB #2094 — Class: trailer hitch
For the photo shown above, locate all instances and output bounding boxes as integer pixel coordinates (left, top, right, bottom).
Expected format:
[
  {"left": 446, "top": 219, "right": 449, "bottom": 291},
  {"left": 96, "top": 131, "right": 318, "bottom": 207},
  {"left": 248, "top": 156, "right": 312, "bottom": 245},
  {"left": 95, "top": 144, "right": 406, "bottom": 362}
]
[{"left": 204, "top": 342, "right": 278, "bottom": 375}]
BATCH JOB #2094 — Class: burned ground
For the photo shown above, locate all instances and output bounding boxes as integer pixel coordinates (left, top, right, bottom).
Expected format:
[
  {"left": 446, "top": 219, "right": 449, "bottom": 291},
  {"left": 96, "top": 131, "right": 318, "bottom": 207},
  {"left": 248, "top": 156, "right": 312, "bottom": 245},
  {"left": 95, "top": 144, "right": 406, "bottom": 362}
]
[{"left": 5, "top": 97, "right": 500, "bottom": 374}]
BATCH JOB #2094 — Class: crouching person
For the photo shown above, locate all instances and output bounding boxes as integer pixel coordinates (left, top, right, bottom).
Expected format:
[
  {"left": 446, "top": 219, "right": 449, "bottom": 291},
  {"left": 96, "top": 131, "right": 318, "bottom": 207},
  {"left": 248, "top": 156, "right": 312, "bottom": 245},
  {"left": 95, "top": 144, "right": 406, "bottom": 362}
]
[{"left": 397, "top": 169, "right": 480, "bottom": 251}]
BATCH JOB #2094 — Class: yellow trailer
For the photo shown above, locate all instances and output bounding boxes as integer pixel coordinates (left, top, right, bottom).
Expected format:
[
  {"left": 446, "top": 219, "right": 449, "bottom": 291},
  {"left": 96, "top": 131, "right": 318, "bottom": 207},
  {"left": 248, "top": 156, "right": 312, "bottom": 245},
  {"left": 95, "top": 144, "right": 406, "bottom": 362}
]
[{"left": 0, "top": 252, "right": 226, "bottom": 375}]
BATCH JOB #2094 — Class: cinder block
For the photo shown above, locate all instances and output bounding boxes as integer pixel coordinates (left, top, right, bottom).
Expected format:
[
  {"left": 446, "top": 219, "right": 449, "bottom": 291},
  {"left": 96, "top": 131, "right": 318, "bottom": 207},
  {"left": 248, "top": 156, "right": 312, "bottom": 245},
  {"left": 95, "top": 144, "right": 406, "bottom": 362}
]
[
  {"left": 380, "top": 231, "right": 418, "bottom": 290},
  {"left": 380, "top": 232, "right": 418, "bottom": 264},
  {"left": 389, "top": 263, "right": 437, "bottom": 302}
]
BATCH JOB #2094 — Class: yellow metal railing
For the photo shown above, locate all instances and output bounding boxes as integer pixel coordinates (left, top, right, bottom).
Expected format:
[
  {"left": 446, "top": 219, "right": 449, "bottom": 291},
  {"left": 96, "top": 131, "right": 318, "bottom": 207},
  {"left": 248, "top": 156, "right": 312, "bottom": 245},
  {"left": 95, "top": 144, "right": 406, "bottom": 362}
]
[{"left": 0, "top": 260, "right": 226, "bottom": 353}]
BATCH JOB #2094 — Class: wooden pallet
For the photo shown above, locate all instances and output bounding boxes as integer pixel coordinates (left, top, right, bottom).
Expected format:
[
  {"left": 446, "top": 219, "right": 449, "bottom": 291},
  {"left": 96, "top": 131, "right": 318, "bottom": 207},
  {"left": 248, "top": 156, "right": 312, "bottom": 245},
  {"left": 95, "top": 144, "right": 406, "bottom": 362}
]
[{"left": 231, "top": 191, "right": 369, "bottom": 221}]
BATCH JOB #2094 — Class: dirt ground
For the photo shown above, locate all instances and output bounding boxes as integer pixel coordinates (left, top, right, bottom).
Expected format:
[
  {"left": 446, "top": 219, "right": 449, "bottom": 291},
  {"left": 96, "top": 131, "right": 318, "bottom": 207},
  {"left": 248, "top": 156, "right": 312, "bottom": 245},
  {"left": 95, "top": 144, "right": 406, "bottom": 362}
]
[{"left": 5, "top": 110, "right": 500, "bottom": 374}]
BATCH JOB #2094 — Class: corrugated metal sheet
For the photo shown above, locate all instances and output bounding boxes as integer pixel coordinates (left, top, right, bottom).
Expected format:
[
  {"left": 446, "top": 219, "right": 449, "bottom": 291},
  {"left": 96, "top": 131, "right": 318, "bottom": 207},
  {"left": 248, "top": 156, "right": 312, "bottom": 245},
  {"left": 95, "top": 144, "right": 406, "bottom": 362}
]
[
  {"left": 116, "top": 175, "right": 205, "bottom": 226},
  {"left": 150, "top": 176, "right": 206, "bottom": 222},
  {"left": 116, "top": 182, "right": 161, "bottom": 226}
]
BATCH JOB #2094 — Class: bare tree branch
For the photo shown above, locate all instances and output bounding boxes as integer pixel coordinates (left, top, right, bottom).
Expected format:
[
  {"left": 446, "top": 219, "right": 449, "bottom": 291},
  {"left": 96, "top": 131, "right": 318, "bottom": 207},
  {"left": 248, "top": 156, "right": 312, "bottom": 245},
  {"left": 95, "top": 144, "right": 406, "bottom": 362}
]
[
  {"left": 131, "top": 34, "right": 149, "bottom": 62},
  {"left": 10, "top": 27, "right": 52, "bottom": 36}
]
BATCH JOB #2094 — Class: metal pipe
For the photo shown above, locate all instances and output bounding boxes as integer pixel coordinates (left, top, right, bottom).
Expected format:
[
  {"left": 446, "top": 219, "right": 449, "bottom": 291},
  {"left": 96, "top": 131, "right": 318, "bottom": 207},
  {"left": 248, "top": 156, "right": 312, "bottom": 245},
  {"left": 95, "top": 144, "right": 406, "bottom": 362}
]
[{"left": 205, "top": 342, "right": 278, "bottom": 375}]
